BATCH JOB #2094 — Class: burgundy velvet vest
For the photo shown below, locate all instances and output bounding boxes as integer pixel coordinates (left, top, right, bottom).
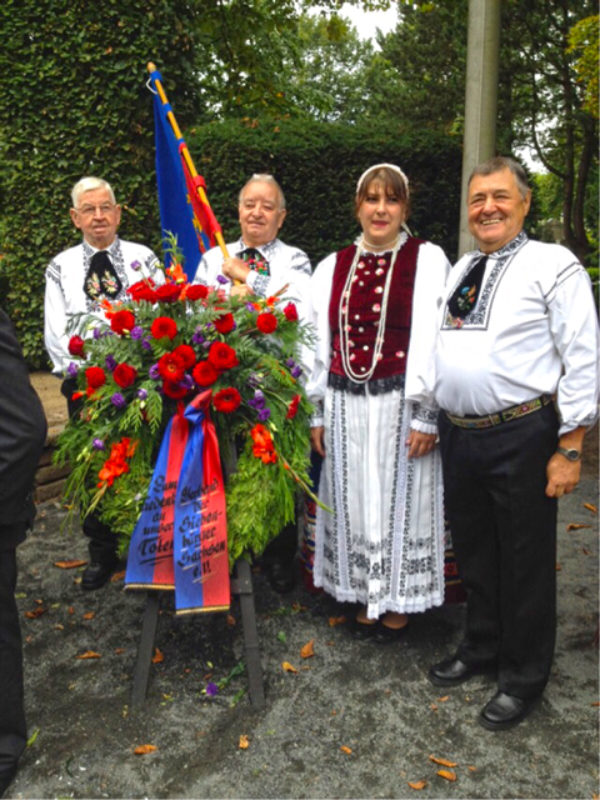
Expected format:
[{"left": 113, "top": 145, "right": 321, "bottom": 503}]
[{"left": 328, "top": 237, "right": 422, "bottom": 382}]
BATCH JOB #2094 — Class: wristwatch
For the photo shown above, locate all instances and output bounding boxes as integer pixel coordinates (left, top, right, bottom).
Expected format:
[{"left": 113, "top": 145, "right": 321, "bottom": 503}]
[{"left": 556, "top": 446, "right": 581, "bottom": 462}]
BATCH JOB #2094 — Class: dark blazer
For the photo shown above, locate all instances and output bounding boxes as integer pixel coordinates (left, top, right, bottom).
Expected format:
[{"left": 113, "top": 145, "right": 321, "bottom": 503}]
[{"left": 0, "top": 307, "right": 47, "bottom": 546}]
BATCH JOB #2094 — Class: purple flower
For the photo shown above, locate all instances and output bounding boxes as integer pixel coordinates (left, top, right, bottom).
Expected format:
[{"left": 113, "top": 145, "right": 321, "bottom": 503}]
[
  {"left": 137, "top": 388, "right": 148, "bottom": 400},
  {"left": 92, "top": 438, "right": 105, "bottom": 450},
  {"left": 257, "top": 407, "right": 271, "bottom": 421},
  {"left": 182, "top": 374, "right": 195, "bottom": 389},
  {"left": 192, "top": 328, "right": 205, "bottom": 345},
  {"left": 141, "top": 338, "right": 152, "bottom": 351},
  {"left": 105, "top": 354, "right": 117, "bottom": 372},
  {"left": 130, "top": 259, "right": 142, "bottom": 271},
  {"left": 247, "top": 373, "right": 261, "bottom": 388},
  {"left": 149, "top": 363, "right": 161, "bottom": 380},
  {"left": 286, "top": 357, "right": 295, "bottom": 368},
  {"left": 205, "top": 681, "right": 219, "bottom": 697},
  {"left": 248, "top": 389, "right": 265, "bottom": 409},
  {"left": 93, "top": 327, "right": 102, "bottom": 340},
  {"left": 291, "top": 366, "right": 302, "bottom": 379},
  {"left": 246, "top": 302, "right": 257, "bottom": 312},
  {"left": 204, "top": 322, "right": 213, "bottom": 330},
  {"left": 130, "top": 325, "right": 144, "bottom": 340},
  {"left": 66, "top": 362, "right": 79, "bottom": 378},
  {"left": 216, "top": 274, "right": 229, "bottom": 285},
  {"left": 202, "top": 340, "right": 211, "bottom": 350},
  {"left": 111, "top": 392, "right": 126, "bottom": 409}
]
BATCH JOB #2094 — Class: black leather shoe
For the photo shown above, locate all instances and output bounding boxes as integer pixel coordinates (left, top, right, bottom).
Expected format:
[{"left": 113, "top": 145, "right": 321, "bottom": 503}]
[
  {"left": 429, "top": 655, "right": 496, "bottom": 687},
  {"left": 81, "top": 559, "right": 117, "bottom": 591},
  {"left": 265, "top": 560, "right": 296, "bottom": 594},
  {"left": 0, "top": 765, "right": 17, "bottom": 798},
  {"left": 479, "top": 691, "right": 541, "bottom": 731},
  {"left": 372, "top": 620, "right": 409, "bottom": 644},
  {"left": 349, "top": 617, "right": 378, "bottom": 640}
]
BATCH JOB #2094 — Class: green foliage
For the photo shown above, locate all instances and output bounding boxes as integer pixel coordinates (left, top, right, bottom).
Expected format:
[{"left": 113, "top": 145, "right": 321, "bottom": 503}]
[
  {"left": 188, "top": 118, "right": 463, "bottom": 265},
  {"left": 568, "top": 15, "right": 599, "bottom": 120},
  {"left": 0, "top": 0, "right": 197, "bottom": 368}
]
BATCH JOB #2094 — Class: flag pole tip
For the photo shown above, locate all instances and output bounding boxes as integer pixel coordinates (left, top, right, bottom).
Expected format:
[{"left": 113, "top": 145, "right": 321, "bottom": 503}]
[{"left": 147, "top": 62, "right": 157, "bottom": 73}]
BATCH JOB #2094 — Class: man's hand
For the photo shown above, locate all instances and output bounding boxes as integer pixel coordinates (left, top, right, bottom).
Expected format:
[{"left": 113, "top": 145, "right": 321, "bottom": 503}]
[
  {"left": 545, "top": 453, "right": 581, "bottom": 498},
  {"left": 230, "top": 284, "right": 253, "bottom": 298},
  {"left": 311, "top": 426, "right": 325, "bottom": 457},
  {"left": 222, "top": 257, "right": 251, "bottom": 284},
  {"left": 406, "top": 430, "right": 436, "bottom": 459}
]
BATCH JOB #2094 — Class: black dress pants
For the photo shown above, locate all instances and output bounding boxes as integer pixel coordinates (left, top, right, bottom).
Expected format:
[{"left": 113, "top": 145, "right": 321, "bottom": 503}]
[
  {"left": 438, "top": 403, "right": 559, "bottom": 699},
  {"left": 0, "top": 546, "right": 26, "bottom": 775},
  {"left": 62, "top": 379, "right": 117, "bottom": 565}
]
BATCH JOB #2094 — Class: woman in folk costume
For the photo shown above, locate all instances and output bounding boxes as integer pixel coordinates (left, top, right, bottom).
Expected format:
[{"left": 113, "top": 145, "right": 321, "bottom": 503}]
[{"left": 306, "top": 163, "right": 450, "bottom": 642}]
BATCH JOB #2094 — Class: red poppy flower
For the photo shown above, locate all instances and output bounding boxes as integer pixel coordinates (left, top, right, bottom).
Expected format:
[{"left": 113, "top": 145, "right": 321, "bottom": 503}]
[
  {"left": 154, "top": 283, "right": 183, "bottom": 302},
  {"left": 173, "top": 344, "right": 196, "bottom": 369},
  {"left": 127, "top": 279, "right": 158, "bottom": 303},
  {"left": 256, "top": 312, "right": 278, "bottom": 334},
  {"left": 192, "top": 360, "right": 219, "bottom": 387},
  {"left": 207, "top": 341, "right": 238, "bottom": 371},
  {"left": 283, "top": 302, "right": 299, "bottom": 322},
  {"left": 113, "top": 363, "right": 138, "bottom": 388},
  {"left": 110, "top": 310, "right": 136, "bottom": 335},
  {"left": 185, "top": 284, "right": 209, "bottom": 301},
  {"left": 85, "top": 366, "right": 106, "bottom": 389},
  {"left": 151, "top": 316, "right": 178, "bottom": 340},
  {"left": 213, "top": 387, "right": 242, "bottom": 413},
  {"left": 157, "top": 352, "right": 186, "bottom": 383},
  {"left": 162, "top": 381, "right": 189, "bottom": 399},
  {"left": 214, "top": 312, "right": 235, "bottom": 334},
  {"left": 68, "top": 335, "right": 86, "bottom": 356}
]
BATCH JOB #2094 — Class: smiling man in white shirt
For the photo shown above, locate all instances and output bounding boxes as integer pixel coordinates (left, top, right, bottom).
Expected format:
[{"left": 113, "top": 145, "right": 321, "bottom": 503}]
[{"left": 430, "top": 156, "right": 599, "bottom": 730}]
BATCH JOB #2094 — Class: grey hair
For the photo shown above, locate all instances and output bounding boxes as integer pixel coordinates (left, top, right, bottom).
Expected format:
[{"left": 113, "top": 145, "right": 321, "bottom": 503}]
[
  {"left": 71, "top": 177, "right": 116, "bottom": 208},
  {"left": 468, "top": 156, "right": 530, "bottom": 199},
  {"left": 238, "top": 174, "right": 286, "bottom": 210}
]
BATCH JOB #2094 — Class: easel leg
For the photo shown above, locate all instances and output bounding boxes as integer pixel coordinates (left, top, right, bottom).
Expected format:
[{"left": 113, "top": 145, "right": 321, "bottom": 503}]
[
  {"left": 131, "top": 591, "right": 161, "bottom": 709},
  {"left": 234, "top": 559, "right": 265, "bottom": 709}
]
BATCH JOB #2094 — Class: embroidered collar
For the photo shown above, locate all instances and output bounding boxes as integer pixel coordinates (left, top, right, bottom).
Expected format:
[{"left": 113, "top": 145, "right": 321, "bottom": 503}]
[
  {"left": 467, "top": 230, "right": 529, "bottom": 261},
  {"left": 235, "top": 237, "right": 280, "bottom": 260}
]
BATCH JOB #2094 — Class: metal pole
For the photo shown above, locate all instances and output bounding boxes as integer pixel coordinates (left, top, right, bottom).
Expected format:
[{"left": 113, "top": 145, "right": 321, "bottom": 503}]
[{"left": 458, "top": 0, "right": 501, "bottom": 257}]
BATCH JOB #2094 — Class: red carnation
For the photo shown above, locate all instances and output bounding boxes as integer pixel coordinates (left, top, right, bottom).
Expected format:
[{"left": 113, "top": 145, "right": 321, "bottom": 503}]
[
  {"left": 192, "top": 360, "right": 219, "bottom": 387},
  {"left": 151, "top": 316, "right": 178, "bottom": 340},
  {"left": 162, "top": 381, "right": 190, "bottom": 400},
  {"left": 256, "top": 312, "right": 278, "bottom": 334},
  {"left": 207, "top": 341, "right": 238, "bottom": 371},
  {"left": 283, "top": 302, "right": 299, "bottom": 322},
  {"left": 68, "top": 335, "right": 85, "bottom": 357},
  {"left": 213, "top": 387, "right": 242, "bottom": 414},
  {"left": 110, "top": 310, "right": 136, "bottom": 335},
  {"left": 157, "top": 352, "right": 186, "bottom": 383},
  {"left": 286, "top": 393, "right": 301, "bottom": 419},
  {"left": 113, "top": 363, "right": 138, "bottom": 388},
  {"left": 185, "top": 284, "right": 209, "bottom": 301},
  {"left": 85, "top": 366, "right": 106, "bottom": 389},
  {"left": 154, "top": 283, "right": 183, "bottom": 303},
  {"left": 128, "top": 279, "right": 157, "bottom": 303},
  {"left": 214, "top": 312, "right": 235, "bottom": 334},
  {"left": 173, "top": 344, "right": 196, "bottom": 370}
]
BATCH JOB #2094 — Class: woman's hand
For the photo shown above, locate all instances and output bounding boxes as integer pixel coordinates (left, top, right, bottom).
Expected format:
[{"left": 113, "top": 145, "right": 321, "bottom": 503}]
[
  {"left": 311, "top": 426, "right": 326, "bottom": 457},
  {"left": 406, "top": 429, "right": 436, "bottom": 459}
]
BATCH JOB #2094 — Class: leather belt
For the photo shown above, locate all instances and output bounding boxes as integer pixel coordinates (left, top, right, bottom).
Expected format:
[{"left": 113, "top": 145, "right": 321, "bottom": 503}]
[{"left": 446, "top": 395, "right": 553, "bottom": 430}]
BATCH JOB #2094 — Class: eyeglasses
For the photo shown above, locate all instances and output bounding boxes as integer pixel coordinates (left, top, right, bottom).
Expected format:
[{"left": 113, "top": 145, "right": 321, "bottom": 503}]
[{"left": 76, "top": 203, "right": 116, "bottom": 216}]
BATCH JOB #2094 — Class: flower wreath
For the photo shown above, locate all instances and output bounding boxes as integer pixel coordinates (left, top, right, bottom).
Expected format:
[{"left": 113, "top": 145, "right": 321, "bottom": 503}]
[{"left": 55, "top": 245, "right": 318, "bottom": 568}]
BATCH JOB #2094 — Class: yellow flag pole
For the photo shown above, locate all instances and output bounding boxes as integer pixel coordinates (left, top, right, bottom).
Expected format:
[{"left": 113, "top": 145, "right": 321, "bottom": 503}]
[{"left": 147, "top": 62, "right": 229, "bottom": 261}]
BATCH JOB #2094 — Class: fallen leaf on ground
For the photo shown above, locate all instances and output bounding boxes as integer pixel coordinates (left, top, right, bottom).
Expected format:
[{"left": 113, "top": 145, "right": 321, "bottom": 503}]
[
  {"left": 68, "top": 606, "right": 74, "bottom": 615},
  {"left": 407, "top": 780, "right": 427, "bottom": 790},
  {"left": 152, "top": 648, "right": 164, "bottom": 664},
  {"left": 282, "top": 661, "right": 298, "bottom": 673},
  {"left": 437, "top": 769, "right": 457, "bottom": 782},
  {"left": 54, "top": 559, "right": 88, "bottom": 569},
  {"left": 25, "top": 607, "right": 47, "bottom": 619},
  {"left": 114, "top": 648, "right": 125, "bottom": 655},
  {"left": 239, "top": 735, "right": 249, "bottom": 749},
  {"left": 328, "top": 615, "right": 347, "bottom": 627},
  {"left": 429, "top": 755, "right": 458, "bottom": 767},
  {"left": 437, "top": 695, "right": 449, "bottom": 702},
  {"left": 82, "top": 611, "right": 95, "bottom": 620},
  {"left": 468, "top": 765, "right": 477, "bottom": 772},
  {"left": 111, "top": 570, "right": 126, "bottom": 582},
  {"left": 300, "top": 639, "right": 315, "bottom": 658},
  {"left": 582, "top": 547, "right": 591, "bottom": 555},
  {"left": 591, "top": 701, "right": 600, "bottom": 707},
  {"left": 430, "top": 703, "right": 438, "bottom": 711},
  {"left": 340, "top": 745, "right": 352, "bottom": 754},
  {"left": 76, "top": 651, "right": 101, "bottom": 659},
  {"left": 226, "top": 614, "right": 236, "bottom": 627},
  {"left": 583, "top": 503, "right": 598, "bottom": 513},
  {"left": 567, "top": 523, "right": 592, "bottom": 531},
  {"left": 555, "top": 563, "right": 562, "bottom": 571},
  {"left": 134, "top": 744, "right": 157, "bottom": 755}
]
